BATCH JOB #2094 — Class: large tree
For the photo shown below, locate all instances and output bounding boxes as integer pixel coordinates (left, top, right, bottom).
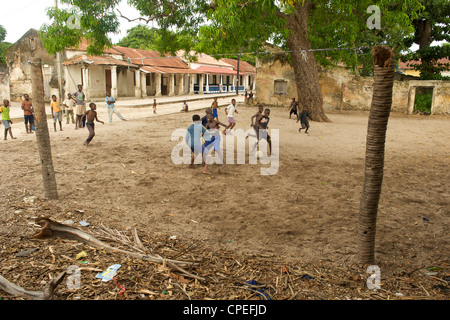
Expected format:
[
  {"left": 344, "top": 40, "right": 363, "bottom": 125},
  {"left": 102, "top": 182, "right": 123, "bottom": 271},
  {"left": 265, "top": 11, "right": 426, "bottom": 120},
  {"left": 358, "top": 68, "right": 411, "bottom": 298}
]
[
  {"left": 40, "top": 0, "right": 422, "bottom": 122},
  {"left": 402, "top": 0, "right": 450, "bottom": 79},
  {"left": 0, "top": 25, "right": 11, "bottom": 64}
]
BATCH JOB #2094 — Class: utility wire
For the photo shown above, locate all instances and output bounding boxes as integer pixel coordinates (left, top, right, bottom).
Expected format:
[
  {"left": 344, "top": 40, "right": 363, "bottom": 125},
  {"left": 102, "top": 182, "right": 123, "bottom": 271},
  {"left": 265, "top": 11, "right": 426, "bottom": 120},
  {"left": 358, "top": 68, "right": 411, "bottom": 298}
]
[{"left": 27, "top": 45, "right": 373, "bottom": 65}]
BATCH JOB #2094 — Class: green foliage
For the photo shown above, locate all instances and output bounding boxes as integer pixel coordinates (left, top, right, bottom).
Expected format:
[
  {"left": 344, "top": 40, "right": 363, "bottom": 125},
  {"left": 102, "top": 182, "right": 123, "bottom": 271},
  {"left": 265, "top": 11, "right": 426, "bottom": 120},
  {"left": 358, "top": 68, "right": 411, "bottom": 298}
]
[
  {"left": 116, "top": 25, "right": 159, "bottom": 50},
  {"left": 401, "top": 0, "right": 450, "bottom": 79},
  {"left": 0, "top": 25, "right": 11, "bottom": 64},
  {"left": 310, "top": 1, "right": 423, "bottom": 76},
  {"left": 40, "top": 0, "right": 121, "bottom": 55},
  {"left": 40, "top": 0, "right": 424, "bottom": 76},
  {"left": 414, "top": 90, "right": 432, "bottom": 112}
]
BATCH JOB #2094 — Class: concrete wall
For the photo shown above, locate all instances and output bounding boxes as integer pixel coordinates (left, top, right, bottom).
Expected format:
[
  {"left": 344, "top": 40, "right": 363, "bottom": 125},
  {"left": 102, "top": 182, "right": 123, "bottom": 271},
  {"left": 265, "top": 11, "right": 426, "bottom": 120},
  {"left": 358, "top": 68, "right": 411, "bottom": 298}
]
[
  {"left": 256, "top": 58, "right": 450, "bottom": 114},
  {"left": 0, "top": 64, "right": 10, "bottom": 101},
  {"left": 255, "top": 57, "right": 297, "bottom": 107},
  {"left": 117, "top": 67, "right": 134, "bottom": 97},
  {"left": 5, "top": 29, "right": 59, "bottom": 102}
]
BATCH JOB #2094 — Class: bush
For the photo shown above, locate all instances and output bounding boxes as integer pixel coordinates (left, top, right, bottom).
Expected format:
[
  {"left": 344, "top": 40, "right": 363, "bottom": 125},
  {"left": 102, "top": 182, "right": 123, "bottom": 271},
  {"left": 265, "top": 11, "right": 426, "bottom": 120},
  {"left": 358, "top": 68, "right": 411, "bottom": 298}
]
[{"left": 414, "top": 90, "right": 433, "bottom": 113}]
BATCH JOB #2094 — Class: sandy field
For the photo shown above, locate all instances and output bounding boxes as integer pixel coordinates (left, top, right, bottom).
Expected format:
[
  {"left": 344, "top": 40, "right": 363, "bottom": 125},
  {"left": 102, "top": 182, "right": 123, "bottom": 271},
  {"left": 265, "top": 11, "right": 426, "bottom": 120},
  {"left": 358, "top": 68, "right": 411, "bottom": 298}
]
[{"left": 0, "top": 98, "right": 448, "bottom": 300}]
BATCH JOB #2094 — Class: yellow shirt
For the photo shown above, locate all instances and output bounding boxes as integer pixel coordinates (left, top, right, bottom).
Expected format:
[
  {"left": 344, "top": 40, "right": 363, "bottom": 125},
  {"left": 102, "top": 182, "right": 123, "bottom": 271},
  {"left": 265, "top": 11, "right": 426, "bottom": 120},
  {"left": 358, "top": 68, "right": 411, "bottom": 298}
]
[{"left": 51, "top": 101, "right": 61, "bottom": 113}]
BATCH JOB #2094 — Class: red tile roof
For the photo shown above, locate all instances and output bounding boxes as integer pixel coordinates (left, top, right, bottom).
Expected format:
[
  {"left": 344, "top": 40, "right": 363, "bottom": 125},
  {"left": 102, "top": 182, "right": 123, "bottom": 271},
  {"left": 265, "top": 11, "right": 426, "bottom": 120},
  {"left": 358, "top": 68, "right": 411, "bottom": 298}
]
[
  {"left": 220, "top": 58, "right": 256, "bottom": 74},
  {"left": 140, "top": 65, "right": 198, "bottom": 74},
  {"left": 113, "top": 46, "right": 190, "bottom": 70},
  {"left": 398, "top": 57, "right": 450, "bottom": 70},
  {"left": 63, "top": 55, "right": 137, "bottom": 67},
  {"left": 194, "top": 66, "right": 245, "bottom": 75},
  {"left": 68, "top": 38, "right": 122, "bottom": 55}
]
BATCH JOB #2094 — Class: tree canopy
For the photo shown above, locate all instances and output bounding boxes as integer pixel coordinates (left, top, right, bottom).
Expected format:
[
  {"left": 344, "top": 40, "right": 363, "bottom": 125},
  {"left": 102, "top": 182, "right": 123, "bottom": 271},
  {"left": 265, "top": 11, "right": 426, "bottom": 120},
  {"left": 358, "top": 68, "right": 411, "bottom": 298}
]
[
  {"left": 401, "top": 0, "right": 450, "bottom": 79},
  {"left": 0, "top": 25, "right": 11, "bottom": 64},
  {"left": 40, "top": 0, "right": 424, "bottom": 122}
]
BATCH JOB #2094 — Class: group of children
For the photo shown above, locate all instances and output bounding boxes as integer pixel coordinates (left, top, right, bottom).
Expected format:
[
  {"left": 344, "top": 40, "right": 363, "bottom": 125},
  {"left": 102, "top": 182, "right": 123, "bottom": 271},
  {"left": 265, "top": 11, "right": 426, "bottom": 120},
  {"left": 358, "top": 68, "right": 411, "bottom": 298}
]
[
  {"left": 0, "top": 84, "right": 133, "bottom": 145},
  {"left": 185, "top": 98, "right": 273, "bottom": 174}
]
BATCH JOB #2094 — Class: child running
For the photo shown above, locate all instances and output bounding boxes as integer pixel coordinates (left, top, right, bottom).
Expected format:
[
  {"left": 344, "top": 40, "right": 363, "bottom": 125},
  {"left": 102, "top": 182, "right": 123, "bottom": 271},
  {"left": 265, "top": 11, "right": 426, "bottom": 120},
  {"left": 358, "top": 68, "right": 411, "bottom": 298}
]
[
  {"left": 257, "top": 109, "right": 272, "bottom": 155},
  {"left": 250, "top": 105, "right": 264, "bottom": 139},
  {"left": 211, "top": 97, "right": 219, "bottom": 121},
  {"left": 185, "top": 114, "right": 206, "bottom": 168},
  {"left": 0, "top": 100, "right": 16, "bottom": 140},
  {"left": 203, "top": 113, "right": 227, "bottom": 174},
  {"left": 153, "top": 99, "right": 157, "bottom": 114},
  {"left": 50, "top": 95, "right": 63, "bottom": 132},
  {"left": 297, "top": 105, "right": 313, "bottom": 134},
  {"left": 223, "top": 98, "right": 238, "bottom": 135},
  {"left": 84, "top": 103, "right": 104, "bottom": 146}
]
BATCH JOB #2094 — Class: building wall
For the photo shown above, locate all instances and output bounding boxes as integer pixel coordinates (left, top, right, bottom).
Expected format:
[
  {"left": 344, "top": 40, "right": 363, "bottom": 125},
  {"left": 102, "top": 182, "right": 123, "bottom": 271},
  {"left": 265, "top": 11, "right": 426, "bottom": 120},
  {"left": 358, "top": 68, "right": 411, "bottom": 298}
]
[
  {"left": 88, "top": 65, "right": 107, "bottom": 97},
  {"left": 5, "top": 29, "right": 59, "bottom": 102},
  {"left": 117, "top": 68, "right": 134, "bottom": 97},
  {"left": 255, "top": 58, "right": 297, "bottom": 107},
  {"left": 0, "top": 64, "right": 10, "bottom": 101},
  {"left": 256, "top": 58, "right": 450, "bottom": 114}
]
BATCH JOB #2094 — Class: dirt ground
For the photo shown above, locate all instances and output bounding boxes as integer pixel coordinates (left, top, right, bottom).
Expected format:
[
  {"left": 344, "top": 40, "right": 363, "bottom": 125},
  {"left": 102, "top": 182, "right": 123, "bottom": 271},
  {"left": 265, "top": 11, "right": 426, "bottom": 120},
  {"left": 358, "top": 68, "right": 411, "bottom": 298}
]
[{"left": 0, "top": 101, "right": 448, "bottom": 301}]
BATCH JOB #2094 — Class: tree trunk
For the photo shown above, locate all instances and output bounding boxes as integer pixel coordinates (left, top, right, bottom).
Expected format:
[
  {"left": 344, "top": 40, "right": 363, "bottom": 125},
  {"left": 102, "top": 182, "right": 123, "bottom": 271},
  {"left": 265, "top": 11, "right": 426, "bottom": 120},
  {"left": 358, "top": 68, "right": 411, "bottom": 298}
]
[
  {"left": 357, "top": 46, "right": 395, "bottom": 265},
  {"left": 286, "top": 1, "right": 330, "bottom": 122},
  {"left": 30, "top": 58, "right": 58, "bottom": 199},
  {"left": 415, "top": 19, "right": 432, "bottom": 76}
]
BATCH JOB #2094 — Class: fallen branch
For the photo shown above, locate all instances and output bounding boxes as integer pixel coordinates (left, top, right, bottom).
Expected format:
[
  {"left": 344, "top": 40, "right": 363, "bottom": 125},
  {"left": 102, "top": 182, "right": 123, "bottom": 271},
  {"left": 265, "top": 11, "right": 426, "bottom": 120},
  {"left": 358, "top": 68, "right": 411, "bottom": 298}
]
[
  {"left": 0, "top": 271, "right": 67, "bottom": 300},
  {"left": 33, "top": 217, "right": 203, "bottom": 280}
]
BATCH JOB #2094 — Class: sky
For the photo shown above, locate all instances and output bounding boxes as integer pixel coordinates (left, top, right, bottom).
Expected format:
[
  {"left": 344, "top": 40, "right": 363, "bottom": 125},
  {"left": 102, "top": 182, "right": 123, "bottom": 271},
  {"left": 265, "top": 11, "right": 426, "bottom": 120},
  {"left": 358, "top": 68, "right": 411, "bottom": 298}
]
[{"left": 0, "top": 0, "right": 142, "bottom": 44}]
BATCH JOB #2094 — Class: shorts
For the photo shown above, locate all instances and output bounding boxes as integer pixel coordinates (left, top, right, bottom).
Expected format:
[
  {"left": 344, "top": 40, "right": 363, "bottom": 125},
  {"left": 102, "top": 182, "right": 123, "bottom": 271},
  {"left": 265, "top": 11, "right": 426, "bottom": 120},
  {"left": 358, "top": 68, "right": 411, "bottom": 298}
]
[
  {"left": 24, "top": 115, "right": 34, "bottom": 124},
  {"left": 228, "top": 117, "right": 235, "bottom": 124},
  {"left": 2, "top": 120, "right": 11, "bottom": 129},
  {"left": 301, "top": 121, "right": 310, "bottom": 129},
  {"left": 213, "top": 108, "right": 218, "bottom": 118},
  {"left": 53, "top": 111, "right": 62, "bottom": 122},
  {"left": 76, "top": 105, "right": 86, "bottom": 116}
]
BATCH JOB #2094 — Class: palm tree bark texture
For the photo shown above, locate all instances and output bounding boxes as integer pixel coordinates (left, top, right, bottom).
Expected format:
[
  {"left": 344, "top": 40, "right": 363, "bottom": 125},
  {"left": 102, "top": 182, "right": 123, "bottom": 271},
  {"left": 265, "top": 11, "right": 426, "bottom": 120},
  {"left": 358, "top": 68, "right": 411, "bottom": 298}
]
[
  {"left": 30, "top": 58, "right": 58, "bottom": 199},
  {"left": 358, "top": 46, "right": 395, "bottom": 265}
]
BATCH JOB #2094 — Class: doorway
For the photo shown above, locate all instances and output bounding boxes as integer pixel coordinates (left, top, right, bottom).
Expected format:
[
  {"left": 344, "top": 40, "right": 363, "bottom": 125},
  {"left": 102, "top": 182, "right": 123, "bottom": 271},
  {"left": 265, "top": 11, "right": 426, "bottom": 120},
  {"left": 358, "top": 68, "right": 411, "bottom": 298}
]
[
  {"left": 105, "top": 69, "right": 112, "bottom": 95},
  {"left": 414, "top": 87, "right": 433, "bottom": 114}
]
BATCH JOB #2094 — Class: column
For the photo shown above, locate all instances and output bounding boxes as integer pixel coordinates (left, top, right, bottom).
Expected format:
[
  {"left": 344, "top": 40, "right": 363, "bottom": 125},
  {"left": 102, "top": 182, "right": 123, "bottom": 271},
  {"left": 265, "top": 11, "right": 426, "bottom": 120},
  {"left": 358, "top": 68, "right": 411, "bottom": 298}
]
[
  {"left": 134, "top": 69, "right": 141, "bottom": 98},
  {"left": 140, "top": 72, "right": 147, "bottom": 98},
  {"left": 155, "top": 73, "right": 162, "bottom": 97},
  {"left": 189, "top": 74, "right": 195, "bottom": 94},
  {"left": 64, "top": 66, "right": 70, "bottom": 98},
  {"left": 111, "top": 66, "right": 118, "bottom": 98},
  {"left": 407, "top": 87, "right": 416, "bottom": 115},
  {"left": 205, "top": 74, "right": 209, "bottom": 93},
  {"left": 168, "top": 73, "right": 175, "bottom": 96},
  {"left": 199, "top": 74, "right": 204, "bottom": 94},
  {"left": 83, "top": 67, "right": 90, "bottom": 101},
  {"left": 244, "top": 74, "right": 249, "bottom": 90},
  {"left": 179, "top": 74, "right": 185, "bottom": 95}
]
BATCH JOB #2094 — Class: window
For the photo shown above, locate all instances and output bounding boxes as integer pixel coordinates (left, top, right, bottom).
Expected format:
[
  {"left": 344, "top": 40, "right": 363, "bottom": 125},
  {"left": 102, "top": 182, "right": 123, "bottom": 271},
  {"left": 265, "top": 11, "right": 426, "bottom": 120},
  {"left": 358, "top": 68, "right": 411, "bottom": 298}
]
[{"left": 274, "top": 79, "right": 288, "bottom": 95}]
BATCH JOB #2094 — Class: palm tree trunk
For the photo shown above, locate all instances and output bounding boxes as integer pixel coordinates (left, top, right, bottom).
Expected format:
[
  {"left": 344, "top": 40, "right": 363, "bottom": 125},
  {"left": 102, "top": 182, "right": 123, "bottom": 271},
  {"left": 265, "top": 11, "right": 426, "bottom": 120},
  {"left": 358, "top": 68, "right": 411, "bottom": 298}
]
[
  {"left": 357, "top": 46, "right": 395, "bottom": 265},
  {"left": 30, "top": 58, "right": 58, "bottom": 199}
]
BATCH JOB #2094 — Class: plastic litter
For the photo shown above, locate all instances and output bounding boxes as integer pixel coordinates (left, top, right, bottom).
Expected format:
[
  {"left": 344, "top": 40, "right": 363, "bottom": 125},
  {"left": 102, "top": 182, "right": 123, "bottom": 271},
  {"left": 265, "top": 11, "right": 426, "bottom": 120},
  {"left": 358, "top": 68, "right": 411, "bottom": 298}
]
[{"left": 96, "top": 264, "right": 122, "bottom": 282}]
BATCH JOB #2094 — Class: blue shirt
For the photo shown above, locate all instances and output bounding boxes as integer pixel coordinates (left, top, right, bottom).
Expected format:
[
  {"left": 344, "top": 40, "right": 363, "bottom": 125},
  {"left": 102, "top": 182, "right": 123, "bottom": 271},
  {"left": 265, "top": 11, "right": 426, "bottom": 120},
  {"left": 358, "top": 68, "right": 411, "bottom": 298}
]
[
  {"left": 106, "top": 96, "right": 115, "bottom": 108},
  {"left": 185, "top": 121, "right": 206, "bottom": 150}
]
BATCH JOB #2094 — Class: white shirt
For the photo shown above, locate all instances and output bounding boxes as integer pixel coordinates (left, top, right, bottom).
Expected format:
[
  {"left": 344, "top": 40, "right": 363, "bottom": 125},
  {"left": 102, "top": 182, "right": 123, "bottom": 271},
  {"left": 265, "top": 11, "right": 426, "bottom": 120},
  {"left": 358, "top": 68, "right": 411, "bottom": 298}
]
[
  {"left": 63, "top": 98, "right": 76, "bottom": 111},
  {"left": 226, "top": 104, "right": 236, "bottom": 118}
]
